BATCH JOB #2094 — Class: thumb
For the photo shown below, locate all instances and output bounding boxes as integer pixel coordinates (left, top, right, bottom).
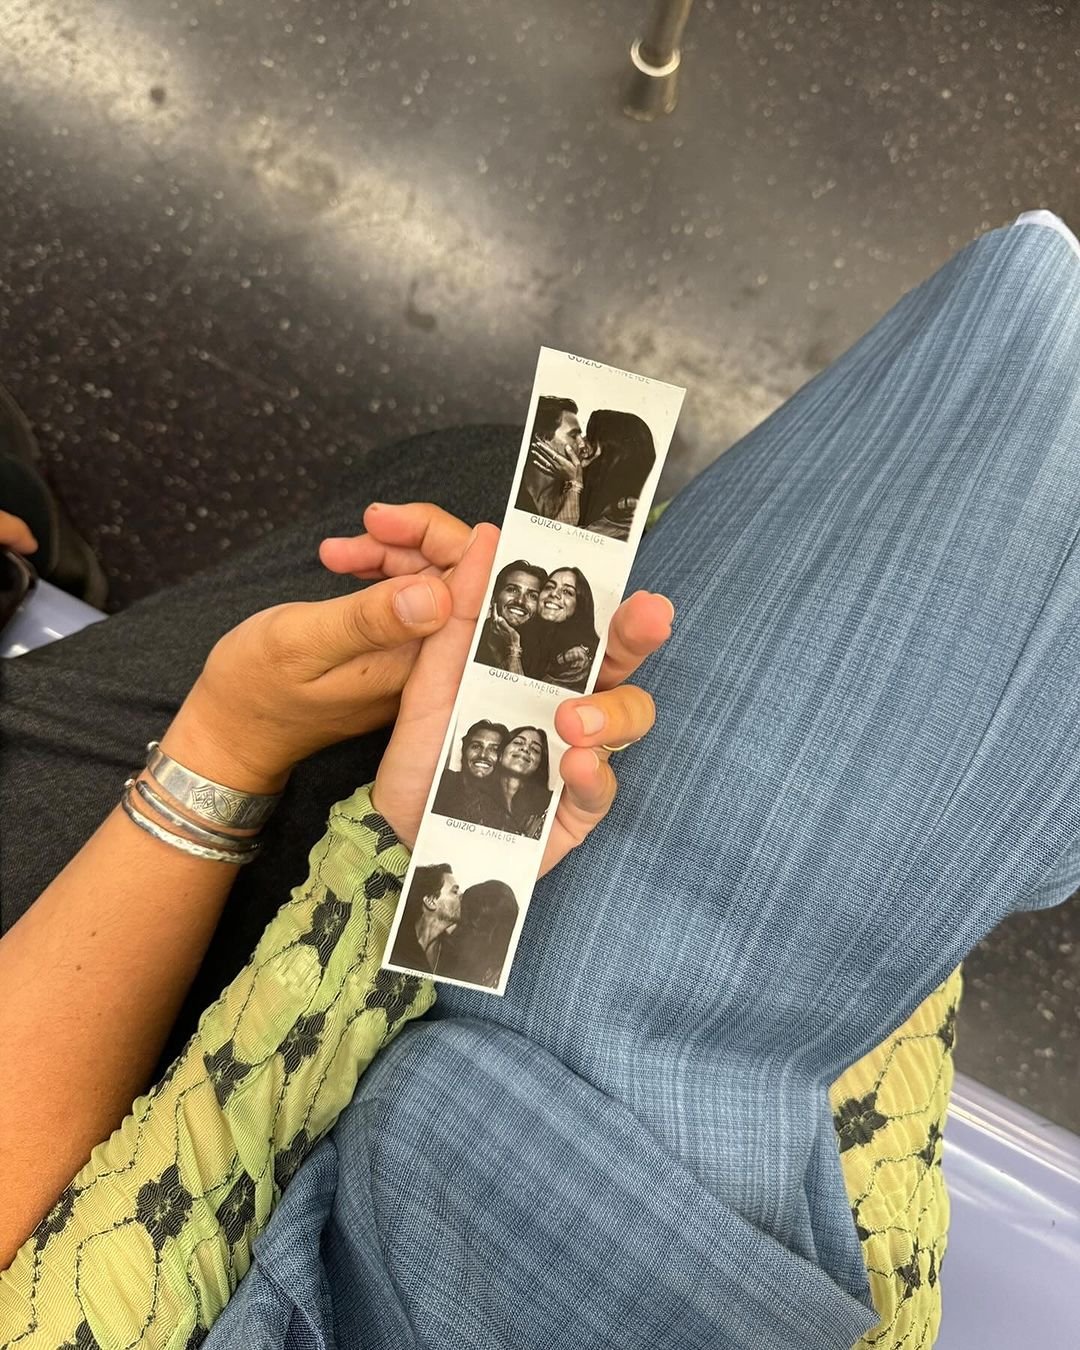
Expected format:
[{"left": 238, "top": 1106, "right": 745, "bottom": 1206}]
[
  {"left": 0, "top": 511, "right": 38, "bottom": 556},
  {"left": 306, "top": 573, "right": 454, "bottom": 673}
]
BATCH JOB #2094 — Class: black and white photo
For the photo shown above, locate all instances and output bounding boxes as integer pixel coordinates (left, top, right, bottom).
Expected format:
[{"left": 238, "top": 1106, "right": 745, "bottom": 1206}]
[
  {"left": 383, "top": 346, "right": 685, "bottom": 994},
  {"left": 437, "top": 879, "right": 520, "bottom": 989},
  {"left": 386, "top": 862, "right": 462, "bottom": 976},
  {"left": 515, "top": 395, "right": 657, "bottom": 542},
  {"left": 386, "top": 856, "right": 523, "bottom": 992},
  {"left": 475, "top": 557, "right": 600, "bottom": 692},
  {"left": 433, "top": 716, "right": 556, "bottom": 840}
]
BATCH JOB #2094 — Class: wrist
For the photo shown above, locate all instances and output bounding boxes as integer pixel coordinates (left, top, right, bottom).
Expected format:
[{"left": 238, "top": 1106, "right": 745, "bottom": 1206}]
[
  {"left": 163, "top": 690, "right": 291, "bottom": 798},
  {"left": 368, "top": 782, "right": 405, "bottom": 847}
]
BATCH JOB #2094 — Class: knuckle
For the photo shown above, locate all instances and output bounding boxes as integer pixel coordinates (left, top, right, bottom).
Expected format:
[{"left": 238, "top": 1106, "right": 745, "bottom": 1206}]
[
  {"left": 342, "top": 591, "right": 390, "bottom": 648},
  {"left": 610, "top": 684, "right": 654, "bottom": 734},
  {"left": 259, "top": 604, "right": 299, "bottom": 663}
]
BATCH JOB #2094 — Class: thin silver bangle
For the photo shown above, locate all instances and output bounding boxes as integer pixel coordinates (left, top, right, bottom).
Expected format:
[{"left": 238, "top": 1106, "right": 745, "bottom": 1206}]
[
  {"left": 120, "top": 783, "right": 261, "bottom": 866},
  {"left": 128, "top": 777, "right": 260, "bottom": 856},
  {"left": 145, "top": 741, "right": 282, "bottom": 831}
]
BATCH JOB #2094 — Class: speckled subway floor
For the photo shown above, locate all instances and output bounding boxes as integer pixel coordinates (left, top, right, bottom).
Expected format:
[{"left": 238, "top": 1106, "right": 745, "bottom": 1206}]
[{"left": 1, "top": 0, "right": 1077, "bottom": 1128}]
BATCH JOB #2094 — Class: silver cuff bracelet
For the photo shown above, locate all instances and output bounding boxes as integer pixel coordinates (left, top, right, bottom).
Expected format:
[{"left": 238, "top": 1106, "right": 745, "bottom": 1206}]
[
  {"left": 121, "top": 783, "right": 261, "bottom": 865},
  {"left": 145, "top": 741, "right": 282, "bottom": 831}
]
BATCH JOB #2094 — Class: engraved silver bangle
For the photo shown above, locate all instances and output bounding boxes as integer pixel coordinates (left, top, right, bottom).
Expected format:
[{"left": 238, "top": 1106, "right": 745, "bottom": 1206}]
[
  {"left": 145, "top": 741, "right": 282, "bottom": 831},
  {"left": 127, "top": 778, "right": 261, "bottom": 856},
  {"left": 121, "top": 783, "right": 260, "bottom": 865}
]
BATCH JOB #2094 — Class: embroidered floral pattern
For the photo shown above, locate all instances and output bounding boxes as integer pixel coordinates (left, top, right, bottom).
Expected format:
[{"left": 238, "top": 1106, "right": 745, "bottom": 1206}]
[
  {"left": 280, "top": 1012, "right": 326, "bottom": 1074},
  {"left": 936, "top": 1004, "right": 957, "bottom": 1050},
  {"left": 274, "top": 1128, "right": 312, "bottom": 1194},
  {"left": 359, "top": 813, "right": 400, "bottom": 855},
  {"left": 0, "top": 786, "right": 429, "bottom": 1349},
  {"left": 364, "top": 868, "right": 403, "bottom": 901},
  {"left": 895, "top": 1241, "right": 923, "bottom": 1301},
  {"left": 918, "top": 1119, "right": 943, "bottom": 1168},
  {"left": 833, "top": 1090, "right": 888, "bottom": 1153},
  {"left": 135, "top": 1163, "right": 192, "bottom": 1251},
  {"left": 216, "top": 1173, "right": 257, "bottom": 1248},
  {"left": 33, "top": 1186, "right": 76, "bottom": 1252},
  {"left": 831, "top": 968, "right": 962, "bottom": 1350},
  {"left": 299, "top": 890, "right": 351, "bottom": 967},
  {"left": 364, "top": 970, "right": 423, "bottom": 1030},
  {"left": 59, "top": 1320, "right": 101, "bottom": 1349},
  {"left": 203, "top": 1037, "right": 253, "bottom": 1108}
]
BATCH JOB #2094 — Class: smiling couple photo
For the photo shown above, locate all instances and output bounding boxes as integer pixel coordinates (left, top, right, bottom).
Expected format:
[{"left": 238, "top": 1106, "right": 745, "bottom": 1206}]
[
  {"left": 474, "top": 557, "right": 600, "bottom": 693},
  {"left": 432, "top": 717, "right": 555, "bottom": 841}
]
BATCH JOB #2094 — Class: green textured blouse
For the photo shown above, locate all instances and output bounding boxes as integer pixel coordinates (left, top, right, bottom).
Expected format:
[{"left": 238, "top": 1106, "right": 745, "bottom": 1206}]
[{"left": 0, "top": 784, "right": 433, "bottom": 1349}]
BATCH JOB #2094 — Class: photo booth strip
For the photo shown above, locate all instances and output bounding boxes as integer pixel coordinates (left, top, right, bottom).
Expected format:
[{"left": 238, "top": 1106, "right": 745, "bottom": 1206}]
[{"left": 382, "top": 347, "right": 686, "bottom": 994}]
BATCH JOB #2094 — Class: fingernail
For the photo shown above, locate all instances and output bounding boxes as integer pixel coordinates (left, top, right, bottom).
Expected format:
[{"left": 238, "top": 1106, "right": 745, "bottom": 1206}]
[
  {"left": 463, "top": 524, "right": 481, "bottom": 553},
  {"left": 656, "top": 595, "right": 675, "bottom": 625},
  {"left": 590, "top": 750, "right": 603, "bottom": 773},
  {"left": 576, "top": 705, "right": 605, "bottom": 735},
  {"left": 394, "top": 581, "right": 438, "bottom": 624}
]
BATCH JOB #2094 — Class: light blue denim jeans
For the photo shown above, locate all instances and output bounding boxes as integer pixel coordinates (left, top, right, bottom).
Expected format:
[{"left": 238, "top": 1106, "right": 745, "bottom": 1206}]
[{"left": 208, "top": 214, "right": 1080, "bottom": 1350}]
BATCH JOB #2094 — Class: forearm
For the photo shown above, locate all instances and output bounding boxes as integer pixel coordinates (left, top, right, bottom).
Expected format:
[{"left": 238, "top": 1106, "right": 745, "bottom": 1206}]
[
  {"left": 553, "top": 481, "right": 582, "bottom": 525},
  {"left": 0, "top": 713, "right": 280, "bottom": 1263},
  {"left": 523, "top": 463, "right": 571, "bottom": 520},
  {"left": 0, "top": 786, "right": 431, "bottom": 1347}
]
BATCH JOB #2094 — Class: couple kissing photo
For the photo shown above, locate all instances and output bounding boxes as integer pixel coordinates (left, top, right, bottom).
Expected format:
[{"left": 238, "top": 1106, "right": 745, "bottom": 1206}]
[
  {"left": 386, "top": 861, "right": 520, "bottom": 990},
  {"left": 514, "top": 393, "right": 657, "bottom": 542}
]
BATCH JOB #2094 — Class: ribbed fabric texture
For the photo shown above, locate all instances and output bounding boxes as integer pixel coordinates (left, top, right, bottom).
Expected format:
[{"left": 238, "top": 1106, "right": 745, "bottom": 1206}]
[
  {"left": 832, "top": 968, "right": 962, "bottom": 1349},
  {"left": 209, "top": 218, "right": 1080, "bottom": 1350}
]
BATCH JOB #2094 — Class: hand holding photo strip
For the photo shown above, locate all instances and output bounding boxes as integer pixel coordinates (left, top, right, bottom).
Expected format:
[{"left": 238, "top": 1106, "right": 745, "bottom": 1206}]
[{"left": 382, "top": 347, "right": 685, "bottom": 994}]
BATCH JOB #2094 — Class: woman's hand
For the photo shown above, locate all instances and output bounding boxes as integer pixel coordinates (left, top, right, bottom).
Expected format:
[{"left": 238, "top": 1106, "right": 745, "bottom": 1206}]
[
  {"left": 553, "top": 644, "right": 592, "bottom": 678},
  {"left": 164, "top": 568, "right": 459, "bottom": 795},
  {"left": 0, "top": 510, "right": 37, "bottom": 555},
  {"left": 325, "top": 503, "right": 673, "bottom": 877}
]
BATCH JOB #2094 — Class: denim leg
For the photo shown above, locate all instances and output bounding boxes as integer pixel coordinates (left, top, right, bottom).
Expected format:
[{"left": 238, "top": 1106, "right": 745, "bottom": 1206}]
[
  {"left": 433, "top": 221, "right": 1080, "bottom": 1264},
  {"left": 208, "top": 222, "right": 1080, "bottom": 1350}
]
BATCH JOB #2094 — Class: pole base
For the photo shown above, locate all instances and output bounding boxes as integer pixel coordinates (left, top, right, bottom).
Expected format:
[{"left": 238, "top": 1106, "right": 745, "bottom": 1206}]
[{"left": 623, "top": 38, "right": 681, "bottom": 121}]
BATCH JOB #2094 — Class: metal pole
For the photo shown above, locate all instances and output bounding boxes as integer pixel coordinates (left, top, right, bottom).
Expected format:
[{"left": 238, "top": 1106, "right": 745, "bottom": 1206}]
[
  {"left": 624, "top": 0, "right": 696, "bottom": 121},
  {"left": 640, "top": 0, "right": 695, "bottom": 67}
]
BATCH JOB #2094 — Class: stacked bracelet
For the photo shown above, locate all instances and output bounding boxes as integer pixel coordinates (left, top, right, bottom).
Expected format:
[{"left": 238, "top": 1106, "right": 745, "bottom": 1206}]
[
  {"left": 119, "top": 741, "right": 283, "bottom": 866},
  {"left": 121, "top": 785, "right": 261, "bottom": 865},
  {"left": 145, "top": 741, "right": 280, "bottom": 830}
]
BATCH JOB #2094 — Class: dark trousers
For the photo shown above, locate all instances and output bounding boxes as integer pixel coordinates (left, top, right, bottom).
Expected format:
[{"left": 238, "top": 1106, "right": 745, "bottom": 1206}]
[{"left": 0, "top": 426, "right": 519, "bottom": 1063}]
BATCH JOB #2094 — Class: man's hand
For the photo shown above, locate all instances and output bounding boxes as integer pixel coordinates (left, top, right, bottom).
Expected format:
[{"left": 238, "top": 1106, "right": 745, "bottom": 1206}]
[
  {"left": 488, "top": 599, "right": 522, "bottom": 655},
  {"left": 326, "top": 502, "right": 672, "bottom": 878},
  {"left": 531, "top": 436, "right": 584, "bottom": 488}
]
